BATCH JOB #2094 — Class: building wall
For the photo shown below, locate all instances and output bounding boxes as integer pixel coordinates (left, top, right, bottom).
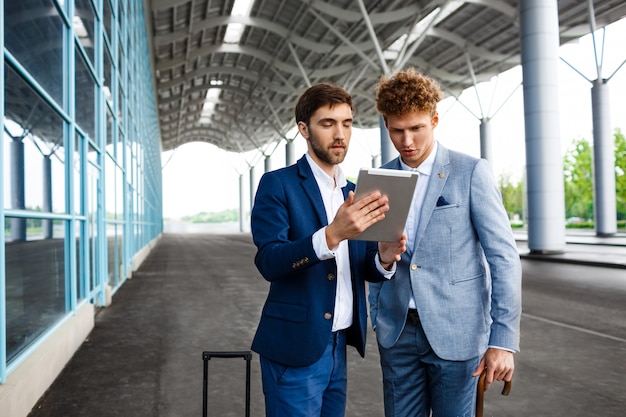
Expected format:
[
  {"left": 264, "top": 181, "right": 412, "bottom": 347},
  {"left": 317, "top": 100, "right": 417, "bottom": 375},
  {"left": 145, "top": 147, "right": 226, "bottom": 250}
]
[{"left": 0, "top": 0, "right": 163, "bottom": 414}]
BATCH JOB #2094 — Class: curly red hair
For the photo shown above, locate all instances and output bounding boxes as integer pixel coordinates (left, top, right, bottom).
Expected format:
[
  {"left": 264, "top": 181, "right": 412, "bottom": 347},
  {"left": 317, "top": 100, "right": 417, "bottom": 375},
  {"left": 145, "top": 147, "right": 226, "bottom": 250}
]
[{"left": 375, "top": 67, "right": 442, "bottom": 118}]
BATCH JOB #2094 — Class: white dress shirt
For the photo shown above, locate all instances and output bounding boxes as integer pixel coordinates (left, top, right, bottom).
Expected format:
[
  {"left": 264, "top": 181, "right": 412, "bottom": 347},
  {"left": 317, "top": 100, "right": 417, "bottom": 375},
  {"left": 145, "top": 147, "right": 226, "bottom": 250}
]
[
  {"left": 400, "top": 141, "right": 438, "bottom": 309},
  {"left": 306, "top": 153, "right": 354, "bottom": 332}
]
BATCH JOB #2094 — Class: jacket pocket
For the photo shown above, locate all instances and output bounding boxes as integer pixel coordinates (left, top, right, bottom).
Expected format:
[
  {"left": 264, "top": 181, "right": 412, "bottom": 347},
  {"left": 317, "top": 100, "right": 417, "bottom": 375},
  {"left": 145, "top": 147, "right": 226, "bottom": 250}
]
[
  {"left": 448, "top": 272, "right": 483, "bottom": 285},
  {"left": 263, "top": 301, "right": 307, "bottom": 323}
]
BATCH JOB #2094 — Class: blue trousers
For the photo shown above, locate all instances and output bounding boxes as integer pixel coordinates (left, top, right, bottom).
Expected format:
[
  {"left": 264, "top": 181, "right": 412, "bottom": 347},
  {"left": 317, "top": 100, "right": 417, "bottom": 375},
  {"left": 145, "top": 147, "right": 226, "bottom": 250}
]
[
  {"left": 377, "top": 320, "right": 480, "bottom": 417},
  {"left": 260, "top": 331, "right": 347, "bottom": 417}
]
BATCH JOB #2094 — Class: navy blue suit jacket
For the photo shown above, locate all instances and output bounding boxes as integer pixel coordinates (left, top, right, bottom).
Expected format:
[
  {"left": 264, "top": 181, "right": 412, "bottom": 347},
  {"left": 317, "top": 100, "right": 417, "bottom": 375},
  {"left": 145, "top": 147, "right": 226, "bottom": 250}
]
[{"left": 250, "top": 156, "right": 385, "bottom": 367}]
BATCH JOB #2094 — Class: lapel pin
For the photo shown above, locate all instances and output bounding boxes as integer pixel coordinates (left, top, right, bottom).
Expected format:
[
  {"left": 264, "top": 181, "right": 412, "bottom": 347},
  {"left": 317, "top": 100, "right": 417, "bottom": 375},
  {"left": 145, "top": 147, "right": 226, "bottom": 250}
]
[{"left": 438, "top": 173, "right": 445, "bottom": 178}]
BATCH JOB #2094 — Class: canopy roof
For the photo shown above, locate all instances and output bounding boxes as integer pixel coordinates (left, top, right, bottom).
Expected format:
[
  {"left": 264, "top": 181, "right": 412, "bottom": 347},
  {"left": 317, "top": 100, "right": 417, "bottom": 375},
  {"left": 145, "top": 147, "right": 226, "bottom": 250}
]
[{"left": 150, "top": 0, "right": 626, "bottom": 152}]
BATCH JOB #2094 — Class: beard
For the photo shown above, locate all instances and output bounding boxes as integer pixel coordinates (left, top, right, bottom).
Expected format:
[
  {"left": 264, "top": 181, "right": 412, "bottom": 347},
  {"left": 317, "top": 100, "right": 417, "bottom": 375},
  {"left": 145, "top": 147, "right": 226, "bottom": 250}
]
[{"left": 309, "top": 133, "right": 348, "bottom": 166}]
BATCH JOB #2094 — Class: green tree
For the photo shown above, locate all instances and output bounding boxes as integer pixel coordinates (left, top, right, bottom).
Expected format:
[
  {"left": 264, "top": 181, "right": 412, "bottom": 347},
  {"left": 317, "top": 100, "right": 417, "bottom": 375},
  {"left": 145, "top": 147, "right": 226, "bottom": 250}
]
[
  {"left": 615, "top": 129, "right": 626, "bottom": 220},
  {"left": 182, "top": 209, "right": 239, "bottom": 223},
  {"left": 563, "top": 138, "right": 594, "bottom": 220},
  {"left": 498, "top": 172, "right": 523, "bottom": 221}
]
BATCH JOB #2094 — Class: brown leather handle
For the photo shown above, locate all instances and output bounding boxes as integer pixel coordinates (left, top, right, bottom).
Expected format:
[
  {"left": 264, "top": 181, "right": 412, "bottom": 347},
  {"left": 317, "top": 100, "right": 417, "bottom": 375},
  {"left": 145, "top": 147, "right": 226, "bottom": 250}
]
[{"left": 476, "top": 369, "right": 512, "bottom": 417}]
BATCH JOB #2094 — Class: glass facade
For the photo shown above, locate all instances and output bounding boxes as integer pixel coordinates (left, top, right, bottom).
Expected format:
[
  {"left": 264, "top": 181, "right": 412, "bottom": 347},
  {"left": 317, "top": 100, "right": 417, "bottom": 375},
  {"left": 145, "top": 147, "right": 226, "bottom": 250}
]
[{"left": 1, "top": 0, "right": 163, "bottom": 381}]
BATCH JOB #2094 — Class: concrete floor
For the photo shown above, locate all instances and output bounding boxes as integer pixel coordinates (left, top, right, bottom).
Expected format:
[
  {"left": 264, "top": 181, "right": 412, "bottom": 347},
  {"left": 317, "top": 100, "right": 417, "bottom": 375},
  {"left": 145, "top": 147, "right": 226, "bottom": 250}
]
[{"left": 26, "top": 231, "right": 626, "bottom": 417}]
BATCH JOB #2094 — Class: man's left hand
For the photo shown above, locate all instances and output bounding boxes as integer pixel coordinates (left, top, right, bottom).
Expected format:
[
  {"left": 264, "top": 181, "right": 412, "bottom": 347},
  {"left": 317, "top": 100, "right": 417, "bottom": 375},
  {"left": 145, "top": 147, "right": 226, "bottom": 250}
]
[{"left": 472, "top": 348, "right": 514, "bottom": 391}]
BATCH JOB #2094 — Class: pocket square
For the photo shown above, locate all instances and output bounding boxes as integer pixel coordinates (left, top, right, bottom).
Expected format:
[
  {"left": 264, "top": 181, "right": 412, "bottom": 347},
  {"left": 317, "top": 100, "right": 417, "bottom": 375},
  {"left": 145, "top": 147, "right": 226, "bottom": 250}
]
[{"left": 436, "top": 196, "right": 450, "bottom": 207}]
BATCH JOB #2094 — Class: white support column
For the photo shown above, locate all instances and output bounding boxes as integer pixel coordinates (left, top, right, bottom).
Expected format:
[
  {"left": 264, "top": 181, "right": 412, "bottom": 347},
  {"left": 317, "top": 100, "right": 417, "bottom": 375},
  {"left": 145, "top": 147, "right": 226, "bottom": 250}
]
[
  {"left": 591, "top": 79, "right": 617, "bottom": 236},
  {"left": 519, "top": 0, "right": 566, "bottom": 253},
  {"left": 10, "top": 137, "right": 26, "bottom": 241},
  {"left": 285, "top": 139, "right": 295, "bottom": 166},
  {"left": 379, "top": 115, "right": 396, "bottom": 165},
  {"left": 239, "top": 174, "right": 245, "bottom": 232},
  {"left": 479, "top": 118, "right": 494, "bottom": 166},
  {"left": 264, "top": 154, "right": 272, "bottom": 173},
  {"left": 249, "top": 166, "right": 255, "bottom": 215},
  {"left": 42, "top": 155, "right": 53, "bottom": 238}
]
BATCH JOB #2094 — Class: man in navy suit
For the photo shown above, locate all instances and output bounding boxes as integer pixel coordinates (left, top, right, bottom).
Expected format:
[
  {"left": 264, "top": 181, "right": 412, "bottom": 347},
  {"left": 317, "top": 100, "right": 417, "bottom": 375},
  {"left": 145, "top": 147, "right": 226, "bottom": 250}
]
[
  {"left": 250, "top": 83, "right": 407, "bottom": 417},
  {"left": 369, "top": 68, "right": 522, "bottom": 416}
]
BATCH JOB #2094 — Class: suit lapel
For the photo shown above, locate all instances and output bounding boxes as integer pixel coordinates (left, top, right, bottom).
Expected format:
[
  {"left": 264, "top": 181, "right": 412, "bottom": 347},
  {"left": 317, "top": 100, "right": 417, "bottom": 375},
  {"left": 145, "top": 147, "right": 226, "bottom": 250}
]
[
  {"left": 297, "top": 156, "right": 329, "bottom": 227},
  {"left": 414, "top": 145, "right": 450, "bottom": 249}
]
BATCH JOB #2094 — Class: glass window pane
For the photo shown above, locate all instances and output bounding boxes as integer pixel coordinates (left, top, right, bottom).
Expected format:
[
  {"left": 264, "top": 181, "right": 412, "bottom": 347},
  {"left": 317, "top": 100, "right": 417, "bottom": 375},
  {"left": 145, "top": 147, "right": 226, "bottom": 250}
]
[
  {"left": 4, "top": 0, "right": 64, "bottom": 104},
  {"left": 103, "top": 0, "right": 113, "bottom": 43},
  {"left": 116, "top": 164, "right": 124, "bottom": 220},
  {"left": 5, "top": 217, "right": 67, "bottom": 362},
  {"left": 106, "top": 222, "right": 123, "bottom": 287},
  {"left": 4, "top": 64, "right": 65, "bottom": 213},
  {"left": 104, "top": 47, "right": 113, "bottom": 109},
  {"left": 75, "top": 219, "right": 85, "bottom": 302},
  {"left": 75, "top": 49, "right": 96, "bottom": 140},
  {"left": 87, "top": 140, "right": 99, "bottom": 166},
  {"left": 106, "top": 108, "right": 114, "bottom": 147},
  {"left": 50, "top": 151, "right": 66, "bottom": 214},
  {"left": 75, "top": 0, "right": 96, "bottom": 64},
  {"left": 74, "top": 133, "right": 83, "bottom": 214},
  {"left": 105, "top": 155, "right": 115, "bottom": 218},
  {"left": 87, "top": 162, "right": 100, "bottom": 300},
  {"left": 118, "top": 40, "right": 124, "bottom": 122},
  {"left": 117, "top": 127, "right": 124, "bottom": 159}
]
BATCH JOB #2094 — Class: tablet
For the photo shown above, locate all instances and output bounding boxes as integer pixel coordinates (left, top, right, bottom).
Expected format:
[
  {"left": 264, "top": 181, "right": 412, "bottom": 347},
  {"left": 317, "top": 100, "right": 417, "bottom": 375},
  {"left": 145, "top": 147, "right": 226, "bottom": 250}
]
[{"left": 351, "top": 168, "right": 418, "bottom": 242}]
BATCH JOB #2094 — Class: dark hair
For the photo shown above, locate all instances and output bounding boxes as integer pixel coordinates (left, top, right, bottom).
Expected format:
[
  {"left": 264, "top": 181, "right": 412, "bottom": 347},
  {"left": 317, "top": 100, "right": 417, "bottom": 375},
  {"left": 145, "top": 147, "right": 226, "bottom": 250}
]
[
  {"left": 375, "top": 67, "right": 442, "bottom": 117},
  {"left": 294, "top": 83, "right": 353, "bottom": 125}
]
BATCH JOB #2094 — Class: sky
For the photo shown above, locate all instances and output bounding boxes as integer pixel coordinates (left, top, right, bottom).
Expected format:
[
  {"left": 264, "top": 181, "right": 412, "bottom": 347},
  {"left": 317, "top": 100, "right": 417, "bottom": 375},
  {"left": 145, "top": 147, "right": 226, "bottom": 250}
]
[{"left": 161, "top": 18, "right": 626, "bottom": 220}]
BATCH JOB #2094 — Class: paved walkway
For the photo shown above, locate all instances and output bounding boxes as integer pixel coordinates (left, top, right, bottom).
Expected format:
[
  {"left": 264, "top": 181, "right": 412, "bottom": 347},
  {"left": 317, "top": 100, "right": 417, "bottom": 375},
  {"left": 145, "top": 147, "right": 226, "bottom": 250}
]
[{"left": 26, "top": 230, "right": 625, "bottom": 417}]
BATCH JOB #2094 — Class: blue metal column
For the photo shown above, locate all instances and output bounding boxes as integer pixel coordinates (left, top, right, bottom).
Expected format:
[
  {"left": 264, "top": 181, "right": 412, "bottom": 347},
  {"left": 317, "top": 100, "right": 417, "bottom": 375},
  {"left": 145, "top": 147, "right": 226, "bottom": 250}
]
[
  {"left": 10, "top": 138, "right": 26, "bottom": 241},
  {"left": 479, "top": 118, "right": 494, "bottom": 166},
  {"left": 379, "top": 115, "right": 395, "bottom": 165},
  {"left": 519, "top": 0, "right": 565, "bottom": 253},
  {"left": 66, "top": 0, "right": 78, "bottom": 313},
  {"left": 591, "top": 79, "right": 617, "bottom": 236},
  {"left": 95, "top": 0, "right": 108, "bottom": 306},
  {"left": 0, "top": 0, "right": 6, "bottom": 382}
]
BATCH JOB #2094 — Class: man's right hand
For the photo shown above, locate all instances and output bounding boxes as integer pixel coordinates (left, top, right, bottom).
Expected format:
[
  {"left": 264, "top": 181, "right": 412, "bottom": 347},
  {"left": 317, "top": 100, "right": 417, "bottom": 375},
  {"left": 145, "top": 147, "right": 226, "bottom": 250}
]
[{"left": 325, "top": 191, "right": 389, "bottom": 249}]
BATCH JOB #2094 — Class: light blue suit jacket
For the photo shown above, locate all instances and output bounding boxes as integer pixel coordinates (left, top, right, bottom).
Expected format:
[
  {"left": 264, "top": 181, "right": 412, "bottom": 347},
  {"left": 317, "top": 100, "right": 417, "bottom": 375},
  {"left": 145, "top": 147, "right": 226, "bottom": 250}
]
[
  {"left": 369, "top": 144, "right": 522, "bottom": 361},
  {"left": 251, "top": 156, "right": 385, "bottom": 367}
]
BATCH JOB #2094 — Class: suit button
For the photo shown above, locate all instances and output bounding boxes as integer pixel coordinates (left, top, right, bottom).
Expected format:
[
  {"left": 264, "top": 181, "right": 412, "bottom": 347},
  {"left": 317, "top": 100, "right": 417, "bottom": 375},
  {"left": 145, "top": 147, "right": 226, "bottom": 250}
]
[
  {"left": 327, "top": 273, "right": 335, "bottom": 280},
  {"left": 324, "top": 312, "right": 332, "bottom": 320},
  {"left": 411, "top": 264, "right": 418, "bottom": 270}
]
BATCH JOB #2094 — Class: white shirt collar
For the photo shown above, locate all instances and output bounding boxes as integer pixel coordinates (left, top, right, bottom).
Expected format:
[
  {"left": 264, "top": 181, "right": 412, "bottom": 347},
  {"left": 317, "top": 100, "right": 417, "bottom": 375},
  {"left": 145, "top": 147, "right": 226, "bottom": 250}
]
[{"left": 305, "top": 152, "right": 348, "bottom": 189}]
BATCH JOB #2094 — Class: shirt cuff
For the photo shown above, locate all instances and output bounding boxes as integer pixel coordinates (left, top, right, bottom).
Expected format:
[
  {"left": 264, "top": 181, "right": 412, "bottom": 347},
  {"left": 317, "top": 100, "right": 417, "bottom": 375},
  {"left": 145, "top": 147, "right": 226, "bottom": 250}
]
[
  {"left": 487, "top": 345, "right": 516, "bottom": 353},
  {"left": 375, "top": 253, "right": 396, "bottom": 278},
  {"left": 312, "top": 227, "right": 336, "bottom": 260}
]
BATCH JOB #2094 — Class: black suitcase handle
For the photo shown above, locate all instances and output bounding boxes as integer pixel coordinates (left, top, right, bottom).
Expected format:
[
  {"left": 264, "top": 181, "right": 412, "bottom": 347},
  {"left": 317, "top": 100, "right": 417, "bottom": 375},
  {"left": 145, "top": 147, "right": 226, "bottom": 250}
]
[{"left": 202, "top": 351, "right": 252, "bottom": 417}]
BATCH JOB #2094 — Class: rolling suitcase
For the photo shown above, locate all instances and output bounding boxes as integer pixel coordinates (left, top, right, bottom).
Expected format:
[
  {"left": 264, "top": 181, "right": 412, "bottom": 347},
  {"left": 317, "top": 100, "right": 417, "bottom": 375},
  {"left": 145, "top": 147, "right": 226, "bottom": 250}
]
[
  {"left": 202, "top": 350, "right": 252, "bottom": 417},
  {"left": 476, "top": 369, "right": 512, "bottom": 417}
]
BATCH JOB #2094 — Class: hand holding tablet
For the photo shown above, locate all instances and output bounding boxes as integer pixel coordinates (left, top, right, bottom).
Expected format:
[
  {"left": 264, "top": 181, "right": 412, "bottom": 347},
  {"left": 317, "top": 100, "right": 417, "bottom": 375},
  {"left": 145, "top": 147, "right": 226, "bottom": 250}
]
[{"left": 351, "top": 168, "right": 418, "bottom": 242}]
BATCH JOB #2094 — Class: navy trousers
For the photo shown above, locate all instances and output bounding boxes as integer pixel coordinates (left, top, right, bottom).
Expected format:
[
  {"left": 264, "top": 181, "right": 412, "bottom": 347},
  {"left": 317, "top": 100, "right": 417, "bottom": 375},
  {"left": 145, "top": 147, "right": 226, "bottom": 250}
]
[{"left": 260, "top": 331, "right": 348, "bottom": 417}]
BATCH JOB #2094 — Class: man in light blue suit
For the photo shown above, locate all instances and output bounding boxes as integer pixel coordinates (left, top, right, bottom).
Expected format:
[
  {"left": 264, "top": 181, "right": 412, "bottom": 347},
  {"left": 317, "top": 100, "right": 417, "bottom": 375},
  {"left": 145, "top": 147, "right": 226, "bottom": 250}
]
[
  {"left": 370, "top": 68, "right": 522, "bottom": 417},
  {"left": 251, "top": 83, "right": 406, "bottom": 417}
]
